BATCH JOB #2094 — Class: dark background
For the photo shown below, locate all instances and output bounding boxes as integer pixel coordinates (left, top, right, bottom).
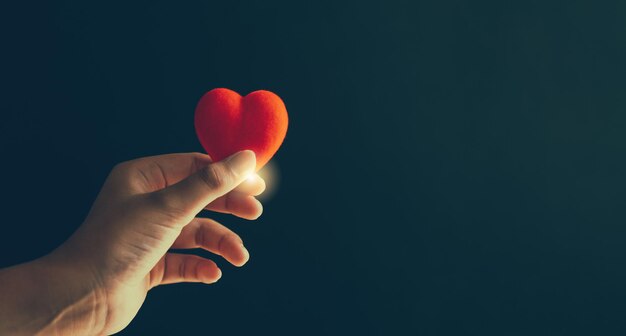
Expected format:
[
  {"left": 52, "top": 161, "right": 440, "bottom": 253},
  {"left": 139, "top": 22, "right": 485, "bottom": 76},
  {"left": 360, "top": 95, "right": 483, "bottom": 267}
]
[{"left": 2, "top": 1, "right": 626, "bottom": 335}]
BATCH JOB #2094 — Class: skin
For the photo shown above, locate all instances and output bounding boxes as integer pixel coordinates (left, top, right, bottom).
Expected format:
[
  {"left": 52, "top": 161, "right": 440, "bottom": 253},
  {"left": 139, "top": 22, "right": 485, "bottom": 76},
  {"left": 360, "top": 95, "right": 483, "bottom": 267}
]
[{"left": 0, "top": 150, "right": 264, "bottom": 335}]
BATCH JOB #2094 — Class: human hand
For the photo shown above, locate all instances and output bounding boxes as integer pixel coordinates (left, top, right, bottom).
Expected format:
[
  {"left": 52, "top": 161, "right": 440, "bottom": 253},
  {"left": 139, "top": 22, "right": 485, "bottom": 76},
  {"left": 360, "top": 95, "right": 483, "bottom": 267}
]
[{"left": 0, "top": 150, "right": 264, "bottom": 335}]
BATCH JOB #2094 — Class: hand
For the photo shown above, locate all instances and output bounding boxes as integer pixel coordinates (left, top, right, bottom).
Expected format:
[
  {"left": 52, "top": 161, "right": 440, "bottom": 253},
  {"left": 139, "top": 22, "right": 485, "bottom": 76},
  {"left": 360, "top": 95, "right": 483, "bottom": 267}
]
[{"left": 0, "top": 150, "right": 264, "bottom": 335}]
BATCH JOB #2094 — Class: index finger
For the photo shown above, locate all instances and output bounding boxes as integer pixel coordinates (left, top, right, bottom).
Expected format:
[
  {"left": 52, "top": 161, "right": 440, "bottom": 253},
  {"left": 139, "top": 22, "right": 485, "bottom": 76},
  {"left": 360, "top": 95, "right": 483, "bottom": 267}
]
[{"left": 124, "top": 152, "right": 212, "bottom": 193}]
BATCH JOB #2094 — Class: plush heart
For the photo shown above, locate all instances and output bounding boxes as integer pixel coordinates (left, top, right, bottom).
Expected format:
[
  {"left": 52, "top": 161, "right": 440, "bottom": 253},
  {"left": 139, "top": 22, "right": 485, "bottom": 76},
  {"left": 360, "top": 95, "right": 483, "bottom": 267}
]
[{"left": 194, "top": 88, "right": 288, "bottom": 171}]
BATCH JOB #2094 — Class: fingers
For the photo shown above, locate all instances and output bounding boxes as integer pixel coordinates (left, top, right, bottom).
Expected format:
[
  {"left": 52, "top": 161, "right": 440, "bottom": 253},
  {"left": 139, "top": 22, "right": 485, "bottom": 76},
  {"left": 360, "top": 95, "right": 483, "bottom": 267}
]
[
  {"left": 205, "top": 192, "right": 263, "bottom": 220},
  {"left": 205, "top": 174, "right": 264, "bottom": 219},
  {"left": 150, "top": 253, "right": 221, "bottom": 288},
  {"left": 171, "top": 218, "right": 250, "bottom": 267},
  {"left": 124, "top": 152, "right": 213, "bottom": 192},
  {"left": 233, "top": 173, "right": 266, "bottom": 196},
  {"left": 150, "top": 150, "right": 257, "bottom": 219},
  {"left": 124, "top": 152, "right": 264, "bottom": 194}
]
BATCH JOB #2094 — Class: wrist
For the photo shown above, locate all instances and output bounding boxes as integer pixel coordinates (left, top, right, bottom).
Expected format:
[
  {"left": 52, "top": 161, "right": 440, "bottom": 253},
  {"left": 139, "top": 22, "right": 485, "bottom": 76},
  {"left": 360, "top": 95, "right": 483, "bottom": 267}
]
[
  {"left": 42, "top": 244, "right": 110, "bottom": 335},
  {"left": 0, "top": 253, "right": 108, "bottom": 336}
]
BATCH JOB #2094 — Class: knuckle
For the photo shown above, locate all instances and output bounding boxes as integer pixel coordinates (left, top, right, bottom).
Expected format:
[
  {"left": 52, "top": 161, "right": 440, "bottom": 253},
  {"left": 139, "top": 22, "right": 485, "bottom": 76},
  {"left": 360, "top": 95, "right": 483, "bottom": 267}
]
[
  {"left": 217, "top": 231, "right": 241, "bottom": 252},
  {"left": 108, "top": 161, "right": 136, "bottom": 183},
  {"left": 147, "top": 191, "right": 169, "bottom": 208},
  {"left": 194, "top": 224, "right": 207, "bottom": 248},
  {"left": 190, "top": 151, "right": 213, "bottom": 162},
  {"left": 111, "top": 161, "right": 131, "bottom": 175},
  {"left": 198, "top": 164, "right": 231, "bottom": 190},
  {"left": 178, "top": 258, "right": 187, "bottom": 279},
  {"left": 145, "top": 191, "right": 186, "bottom": 220},
  {"left": 111, "top": 159, "right": 146, "bottom": 180}
]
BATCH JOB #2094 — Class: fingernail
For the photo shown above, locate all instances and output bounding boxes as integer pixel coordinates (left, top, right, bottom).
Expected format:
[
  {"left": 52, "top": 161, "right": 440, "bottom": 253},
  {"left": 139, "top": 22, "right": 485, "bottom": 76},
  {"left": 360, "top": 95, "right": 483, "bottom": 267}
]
[
  {"left": 225, "top": 150, "right": 256, "bottom": 176},
  {"left": 251, "top": 198, "right": 263, "bottom": 219},
  {"left": 241, "top": 244, "right": 250, "bottom": 265}
]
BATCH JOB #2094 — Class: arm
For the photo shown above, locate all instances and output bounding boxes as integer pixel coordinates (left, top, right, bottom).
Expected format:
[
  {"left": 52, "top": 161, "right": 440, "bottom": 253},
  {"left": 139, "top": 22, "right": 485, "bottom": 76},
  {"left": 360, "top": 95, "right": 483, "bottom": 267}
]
[
  {"left": 0, "top": 256, "right": 105, "bottom": 335},
  {"left": 0, "top": 150, "right": 262, "bottom": 335}
]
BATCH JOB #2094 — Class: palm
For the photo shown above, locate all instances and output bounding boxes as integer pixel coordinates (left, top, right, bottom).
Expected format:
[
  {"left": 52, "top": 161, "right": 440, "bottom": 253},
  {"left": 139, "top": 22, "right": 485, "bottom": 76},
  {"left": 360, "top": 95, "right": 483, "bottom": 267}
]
[{"left": 74, "top": 152, "right": 263, "bottom": 334}]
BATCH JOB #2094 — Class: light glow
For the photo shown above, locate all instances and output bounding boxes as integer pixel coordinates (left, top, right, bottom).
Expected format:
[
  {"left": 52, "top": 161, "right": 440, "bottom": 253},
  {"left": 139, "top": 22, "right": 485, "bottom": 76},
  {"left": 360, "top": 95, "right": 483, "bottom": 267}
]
[{"left": 256, "top": 161, "right": 280, "bottom": 201}]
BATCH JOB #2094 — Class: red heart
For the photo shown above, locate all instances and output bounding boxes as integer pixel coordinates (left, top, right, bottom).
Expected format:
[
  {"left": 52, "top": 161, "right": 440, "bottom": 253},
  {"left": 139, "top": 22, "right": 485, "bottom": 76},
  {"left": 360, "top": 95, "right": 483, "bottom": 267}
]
[{"left": 194, "top": 88, "right": 288, "bottom": 171}]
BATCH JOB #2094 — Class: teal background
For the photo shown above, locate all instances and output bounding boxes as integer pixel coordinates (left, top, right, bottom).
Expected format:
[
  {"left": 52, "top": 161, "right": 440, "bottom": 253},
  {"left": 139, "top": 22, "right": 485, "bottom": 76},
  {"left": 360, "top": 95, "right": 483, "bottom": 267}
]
[{"left": 1, "top": 1, "right": 626, "bottom": 334}]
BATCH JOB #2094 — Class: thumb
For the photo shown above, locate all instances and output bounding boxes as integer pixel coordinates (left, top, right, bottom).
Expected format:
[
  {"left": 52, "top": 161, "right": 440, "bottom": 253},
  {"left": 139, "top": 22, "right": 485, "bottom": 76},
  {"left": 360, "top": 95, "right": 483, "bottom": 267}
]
[{"left": 151, "top": 150, "right": 256, "bottom": 219}]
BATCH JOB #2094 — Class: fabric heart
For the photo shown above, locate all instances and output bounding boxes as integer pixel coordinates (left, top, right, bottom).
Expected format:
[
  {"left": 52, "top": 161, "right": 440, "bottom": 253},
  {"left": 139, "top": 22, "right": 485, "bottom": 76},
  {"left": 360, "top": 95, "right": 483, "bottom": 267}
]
[{"left": 194, "top": 88, "right": 288, "bottom": 171}]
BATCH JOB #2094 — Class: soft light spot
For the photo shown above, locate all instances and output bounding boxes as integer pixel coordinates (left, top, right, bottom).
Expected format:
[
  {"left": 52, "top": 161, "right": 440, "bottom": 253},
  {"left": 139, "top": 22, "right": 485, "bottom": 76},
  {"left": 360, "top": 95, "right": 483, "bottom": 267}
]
[{"left": 256, "top": 161, "right": 280, "bottom": 201}]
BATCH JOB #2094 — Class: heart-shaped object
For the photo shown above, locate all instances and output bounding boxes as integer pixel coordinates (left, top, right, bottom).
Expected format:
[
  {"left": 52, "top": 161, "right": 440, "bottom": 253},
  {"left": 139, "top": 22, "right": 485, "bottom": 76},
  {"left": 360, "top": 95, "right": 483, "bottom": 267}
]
[{"left": 194, "top": 88, "right": 288, "bottom": 170}]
